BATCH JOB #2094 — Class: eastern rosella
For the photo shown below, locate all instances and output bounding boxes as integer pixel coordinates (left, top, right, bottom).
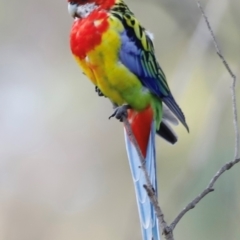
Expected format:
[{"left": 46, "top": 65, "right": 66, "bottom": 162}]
[{"left": 67, "top": 0, "right": 188, "bottom": 239}]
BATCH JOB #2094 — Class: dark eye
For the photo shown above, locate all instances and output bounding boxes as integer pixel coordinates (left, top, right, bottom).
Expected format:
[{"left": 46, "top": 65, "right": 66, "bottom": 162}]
[{"left": 69, "top": 1, "right": 76, "bottom": 4}]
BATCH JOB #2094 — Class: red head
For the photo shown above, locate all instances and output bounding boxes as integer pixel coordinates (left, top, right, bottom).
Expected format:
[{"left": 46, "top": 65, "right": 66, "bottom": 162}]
[{"left": 67, "top": 0, "right": 115, "bottom": 18}]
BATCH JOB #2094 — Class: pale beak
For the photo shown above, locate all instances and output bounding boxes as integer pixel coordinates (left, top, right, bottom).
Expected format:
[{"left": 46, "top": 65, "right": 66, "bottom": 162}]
[{"left": 68, "top": 3, "right": 78, "bottom": 18}]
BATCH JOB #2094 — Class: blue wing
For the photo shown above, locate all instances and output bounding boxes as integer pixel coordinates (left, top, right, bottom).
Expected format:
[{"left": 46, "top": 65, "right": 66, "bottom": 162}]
[
  {"left": 124, "top": 122, "right": 160, "bottom": 240},
  {"left": 113, "top": 10, "right": 189, "bottom": 131},
  {"left": 119, "top": 29, "right": 169, "bottom": 98}
]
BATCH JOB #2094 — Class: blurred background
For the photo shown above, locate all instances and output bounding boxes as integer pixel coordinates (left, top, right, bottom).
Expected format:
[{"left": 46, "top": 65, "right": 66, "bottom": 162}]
[{"left": 0, "top": 0, "right": 240, "bottom": 239}]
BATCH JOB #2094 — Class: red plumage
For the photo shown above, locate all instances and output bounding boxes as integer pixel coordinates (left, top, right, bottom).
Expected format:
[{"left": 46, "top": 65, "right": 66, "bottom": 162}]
[
  {"left": 70, "top": 11, "right": 109, "bottom": 59},
  {"left": 126, "top": 107, "right": 153, "bottom": 158}
]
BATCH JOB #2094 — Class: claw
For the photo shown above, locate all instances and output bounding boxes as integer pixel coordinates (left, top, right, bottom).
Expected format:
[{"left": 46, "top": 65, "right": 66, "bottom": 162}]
[{"left": 109, "top": 104, "right": 130, "bottom": 122}]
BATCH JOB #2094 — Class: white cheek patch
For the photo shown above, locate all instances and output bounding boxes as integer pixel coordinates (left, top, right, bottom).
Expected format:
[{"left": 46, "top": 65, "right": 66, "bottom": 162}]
[
  {"left": 76, "top": 3, "right": 98, "bottom": 18},
  {"left": 68, "top": 3, "right": 77, "bottom": 18}
]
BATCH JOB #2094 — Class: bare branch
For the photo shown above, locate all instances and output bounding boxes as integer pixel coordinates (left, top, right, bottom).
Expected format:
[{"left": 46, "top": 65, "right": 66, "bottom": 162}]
[
  {"left": 122, "top": 1, "right": 239, "bottom": 238},
  {"left": 196, "top": 0, "right": 240, "bottom": 159},
  {"left": 169, "top": 157, "right": 240, "bottom": 231},
  {"left": 123, "top": 118, "right": 174, "bottom": 240},
  {"left": 167, "top": 0, "right": 240, "bottom": 231}
]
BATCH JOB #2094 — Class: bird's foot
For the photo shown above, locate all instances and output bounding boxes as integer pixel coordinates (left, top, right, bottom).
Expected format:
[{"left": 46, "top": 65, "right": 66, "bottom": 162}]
[
  {"left": 109, "top": 104, "right": 131, "bottom": 122},
  {"left": 95, "top": 86, "right": 105, "bottom": 97}
]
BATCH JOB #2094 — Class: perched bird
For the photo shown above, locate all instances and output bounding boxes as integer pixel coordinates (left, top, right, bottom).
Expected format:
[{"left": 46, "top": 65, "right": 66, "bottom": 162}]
[{"left": 67, "top": 0, "right": 188, "bottom": 239}]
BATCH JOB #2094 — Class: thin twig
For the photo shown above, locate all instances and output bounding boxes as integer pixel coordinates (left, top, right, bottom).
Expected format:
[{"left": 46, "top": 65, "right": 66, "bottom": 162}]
[
  {"left": 169, "top": 157, "right": 240, "bottom": 231},
  {"left": 196, "top": 0, "right": 240, "bottom": 159},
  {"left": 122, "top": 1, "right": 239, "bottom": 238},
  {"left": 123, "top": 118, "right": 174, "bottom": 240},
  {"left": 167, "top": 0, "right": 240, "bottom": 231}
]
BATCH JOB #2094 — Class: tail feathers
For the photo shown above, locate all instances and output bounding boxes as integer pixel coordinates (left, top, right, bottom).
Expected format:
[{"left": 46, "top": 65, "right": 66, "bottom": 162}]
[
  {"left": 124, "top": 122, "right": 160, "bottom": 240},
  {"left": 157, "top": 120, "right": 178, "bottom": 144},
  {"left": 162, "top": 104, "right": 179, "bottom": 126},
  {"left": 163, "top": 96, "right": 189, "bottom": 132},
  {"left": 157, "top": 104, "right": 178, "bottom": 144}
]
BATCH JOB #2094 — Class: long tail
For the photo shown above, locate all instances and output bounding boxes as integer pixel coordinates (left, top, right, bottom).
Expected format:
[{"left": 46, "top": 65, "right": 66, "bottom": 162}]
[{"left": 124, "top": 107, "right": 160, "bottom": 240}]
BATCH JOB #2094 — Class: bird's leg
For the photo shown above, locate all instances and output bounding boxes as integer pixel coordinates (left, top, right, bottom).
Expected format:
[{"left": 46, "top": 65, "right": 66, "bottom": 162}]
[
  {"left": 95, "top": 86, "right": 106, "bottom": 97},
  {"left": 109, "top": 104, "right": 131, "bottom": 122}
]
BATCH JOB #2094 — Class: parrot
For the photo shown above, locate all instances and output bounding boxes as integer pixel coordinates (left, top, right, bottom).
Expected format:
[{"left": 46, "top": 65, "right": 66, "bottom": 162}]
[{"left": 67, "top": 0, "right": 189, "bottom": 239}]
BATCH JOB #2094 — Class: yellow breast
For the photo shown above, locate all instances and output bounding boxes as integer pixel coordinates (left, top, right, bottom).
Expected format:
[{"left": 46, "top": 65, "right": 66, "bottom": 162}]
[{"left": 76, "top": 15, "right": 142, "bottom": 106}]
